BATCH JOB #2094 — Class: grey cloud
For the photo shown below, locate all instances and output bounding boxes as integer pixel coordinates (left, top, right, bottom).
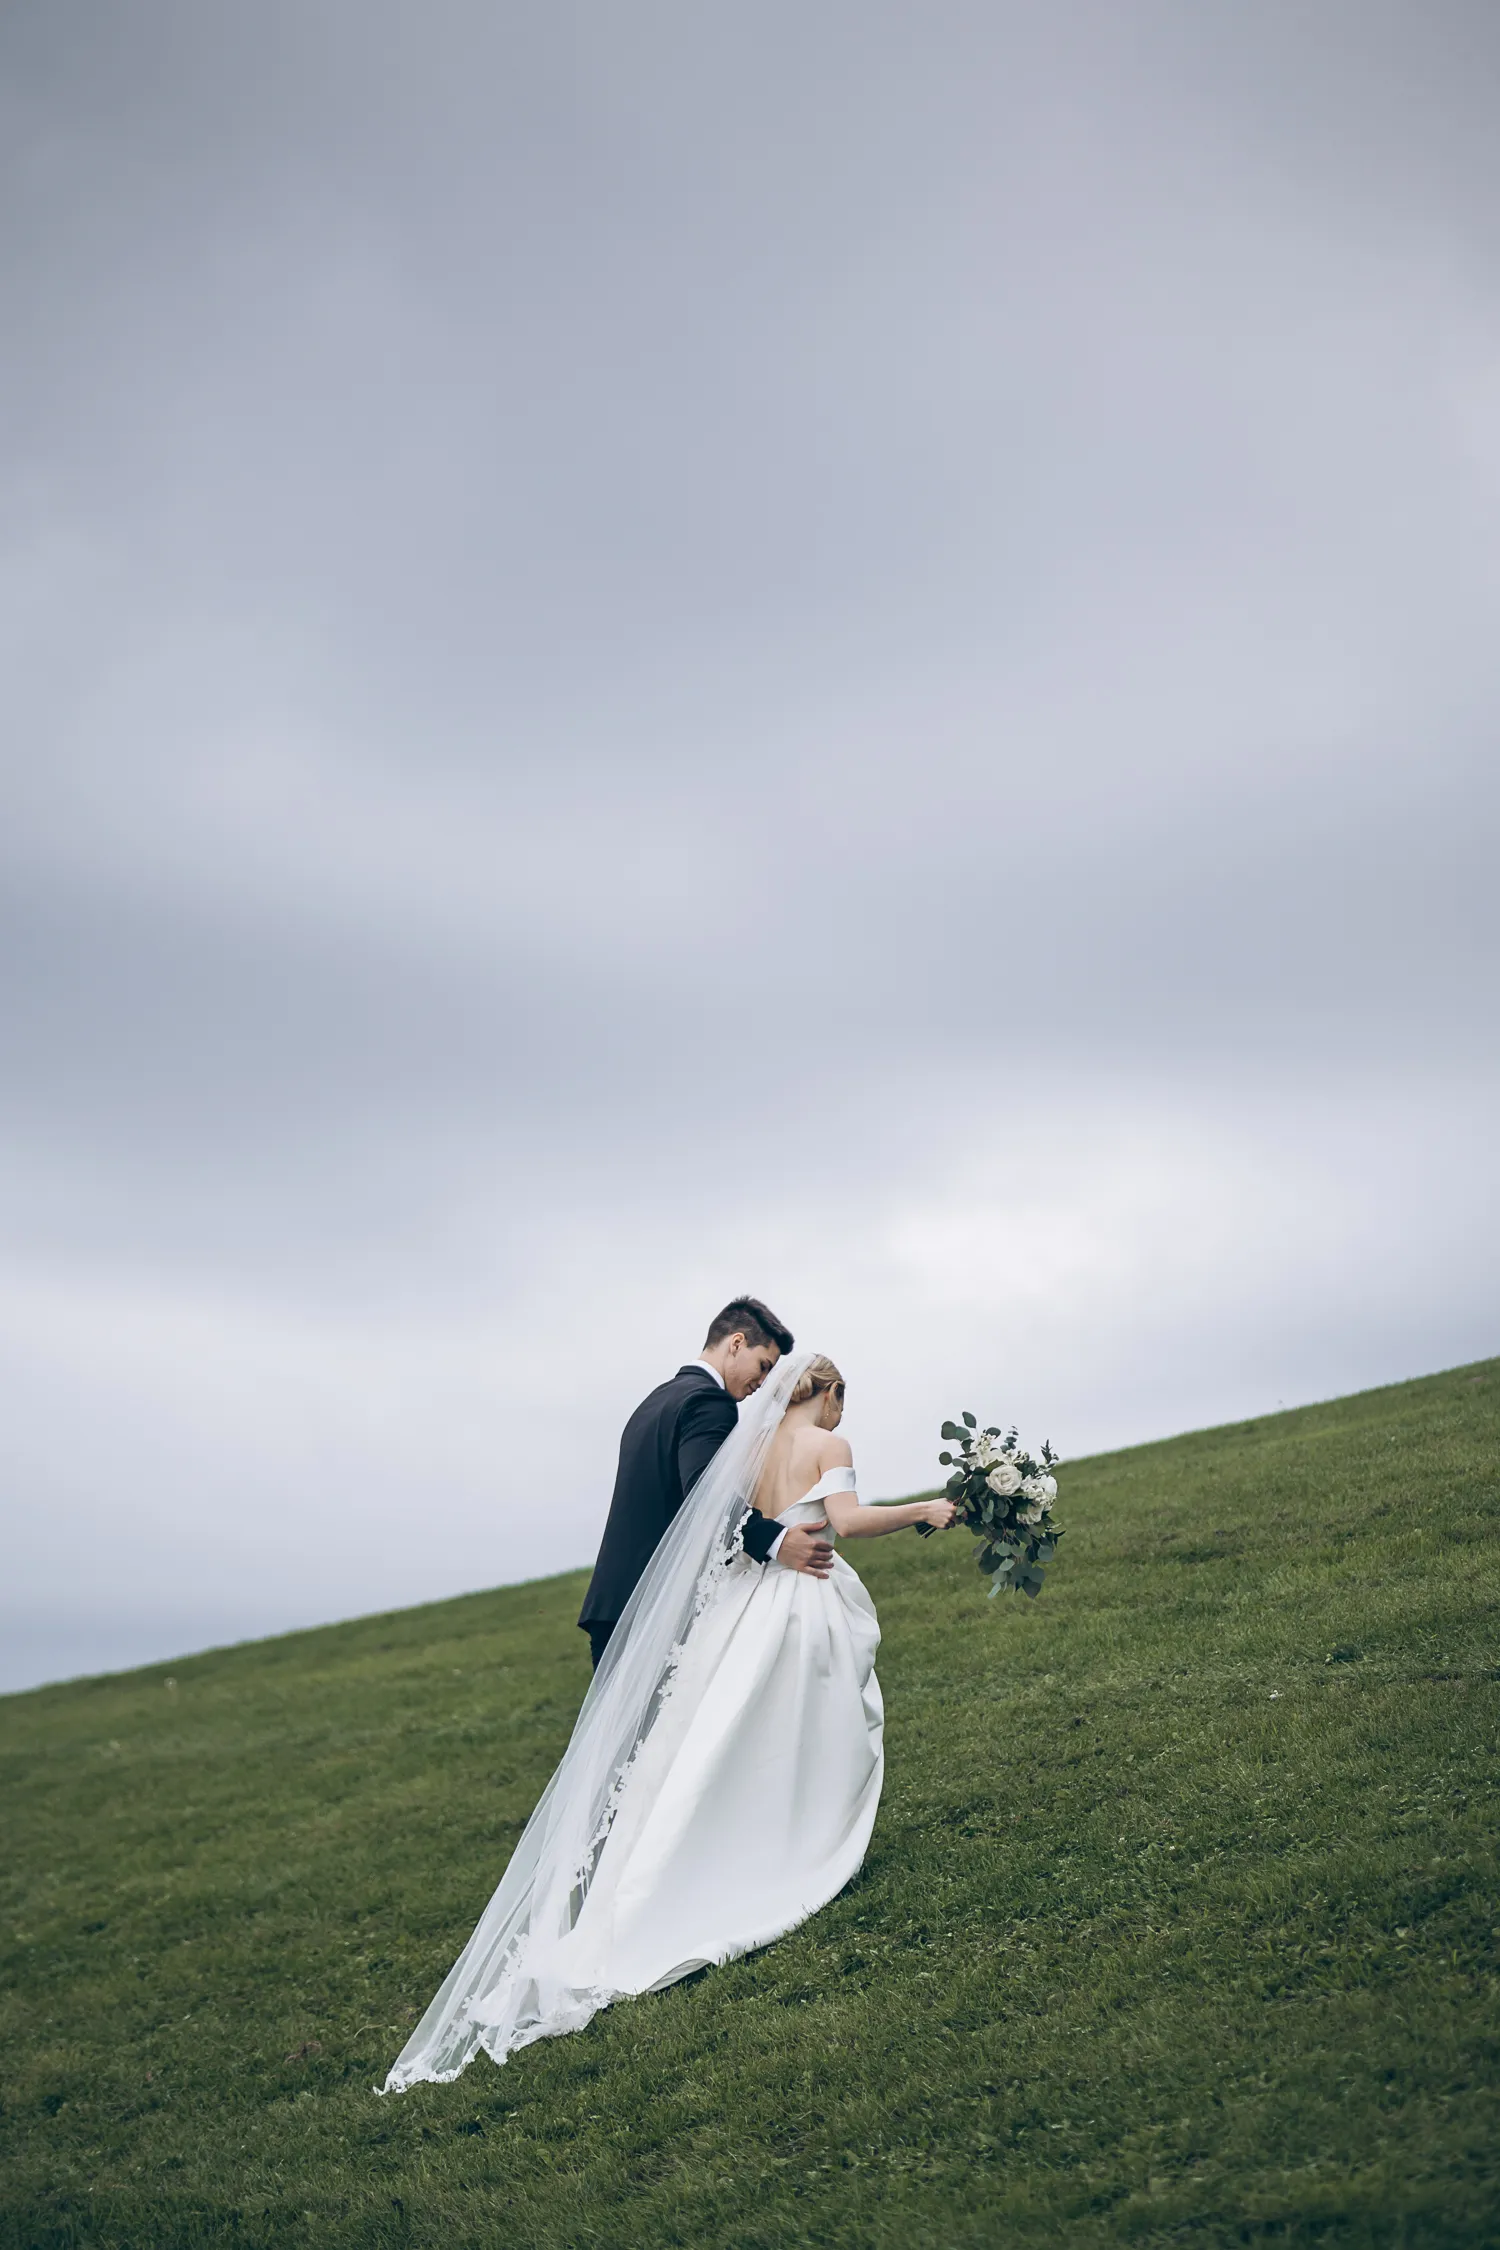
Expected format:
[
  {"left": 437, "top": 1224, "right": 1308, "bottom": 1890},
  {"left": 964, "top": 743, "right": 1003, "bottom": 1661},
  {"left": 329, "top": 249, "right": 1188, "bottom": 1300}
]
[{"left": 2, "top": 1, "right": 1497, "bottom": 1689}]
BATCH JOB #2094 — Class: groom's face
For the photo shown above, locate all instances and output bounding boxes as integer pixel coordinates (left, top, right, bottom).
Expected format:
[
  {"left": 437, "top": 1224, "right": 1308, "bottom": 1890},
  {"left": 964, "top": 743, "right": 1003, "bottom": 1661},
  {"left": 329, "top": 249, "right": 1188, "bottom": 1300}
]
[{"left": 722, "top": 1336, "right": 780, "bottom": 1402}]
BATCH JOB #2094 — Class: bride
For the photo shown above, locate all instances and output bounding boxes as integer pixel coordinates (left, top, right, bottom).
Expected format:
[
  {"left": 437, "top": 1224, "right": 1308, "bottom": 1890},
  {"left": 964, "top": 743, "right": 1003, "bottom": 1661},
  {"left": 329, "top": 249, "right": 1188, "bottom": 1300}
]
[{"left": 383, "top": 1351, "right": 955, "bottom": 2090}]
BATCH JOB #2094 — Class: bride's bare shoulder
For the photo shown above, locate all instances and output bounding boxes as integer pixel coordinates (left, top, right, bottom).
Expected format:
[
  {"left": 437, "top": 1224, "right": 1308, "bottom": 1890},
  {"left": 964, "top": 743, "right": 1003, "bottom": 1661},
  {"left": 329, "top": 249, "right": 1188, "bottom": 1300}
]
[{"left": 784, "top": 1427, "right": 853, "bottom": 1480}]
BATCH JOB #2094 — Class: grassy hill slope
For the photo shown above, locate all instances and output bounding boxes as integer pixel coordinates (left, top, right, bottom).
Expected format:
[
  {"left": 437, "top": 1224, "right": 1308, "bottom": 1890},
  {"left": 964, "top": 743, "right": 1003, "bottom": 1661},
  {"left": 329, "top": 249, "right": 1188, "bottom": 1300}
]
[{"left": 3, "top": 1360, "right": 1497, "bottom": 2249}]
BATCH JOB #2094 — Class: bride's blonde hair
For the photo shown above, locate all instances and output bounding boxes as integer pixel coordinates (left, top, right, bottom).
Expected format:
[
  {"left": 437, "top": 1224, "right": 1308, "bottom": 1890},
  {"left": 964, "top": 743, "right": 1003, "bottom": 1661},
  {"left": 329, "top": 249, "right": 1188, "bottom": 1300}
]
[{"left": 790, "top": 1354, "right": 845, "bottom": 1406}]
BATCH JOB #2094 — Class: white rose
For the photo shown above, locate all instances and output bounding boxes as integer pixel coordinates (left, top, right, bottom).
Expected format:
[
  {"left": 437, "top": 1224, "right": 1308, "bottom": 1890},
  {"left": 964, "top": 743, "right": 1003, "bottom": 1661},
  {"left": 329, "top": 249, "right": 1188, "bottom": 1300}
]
[
  {"left": 987, "top": 1462, "right": 1022, "bottom": 1498},
  {"left": 1020, "top": 1474, "right": 1047, "bottom": 1501},
  {"left": 1020, "top": 1504, "right": 1044, "bottom": 1526},
  {"left": 1039, "top": 1475, "right": 1057, "bottom": 1501}
]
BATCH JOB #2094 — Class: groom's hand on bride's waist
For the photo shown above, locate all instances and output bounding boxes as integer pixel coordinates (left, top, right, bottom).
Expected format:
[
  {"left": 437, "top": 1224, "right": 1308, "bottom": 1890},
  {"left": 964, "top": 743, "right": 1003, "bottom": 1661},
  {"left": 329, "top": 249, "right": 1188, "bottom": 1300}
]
[{"left": 775, "top": 1522, "right": 835, "bottom": 1578}]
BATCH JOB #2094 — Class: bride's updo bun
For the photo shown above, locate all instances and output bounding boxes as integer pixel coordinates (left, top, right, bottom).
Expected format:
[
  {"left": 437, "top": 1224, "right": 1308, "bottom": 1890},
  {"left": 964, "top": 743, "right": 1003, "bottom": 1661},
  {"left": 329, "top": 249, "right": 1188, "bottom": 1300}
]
[{"left": 790, "top": 1355, "right": 845, "bottom": 1406}]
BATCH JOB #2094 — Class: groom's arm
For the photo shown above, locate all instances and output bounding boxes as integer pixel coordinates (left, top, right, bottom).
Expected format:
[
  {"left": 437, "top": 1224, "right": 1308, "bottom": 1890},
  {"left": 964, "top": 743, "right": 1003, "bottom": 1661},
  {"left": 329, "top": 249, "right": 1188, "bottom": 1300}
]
[
  {"left": 673, "top": 1393, "right": 789, "bottom": 1567},
  {"left": 740, "top": 1510, "right": 783, "bottom": 1565},
  {"left": 673, "top": 1389, "right": 739, "bottom": 1516},
  {"left": 673, "top": 1390, "right": 830, "bottom": 1572}
]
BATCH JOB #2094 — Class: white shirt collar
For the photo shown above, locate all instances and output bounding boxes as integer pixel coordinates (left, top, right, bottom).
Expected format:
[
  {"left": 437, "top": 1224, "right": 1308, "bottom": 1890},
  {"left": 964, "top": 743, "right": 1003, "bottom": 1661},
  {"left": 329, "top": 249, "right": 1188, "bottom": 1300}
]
[{"left": 690, "top": 1357, "right": 726, "bottom": 1389}]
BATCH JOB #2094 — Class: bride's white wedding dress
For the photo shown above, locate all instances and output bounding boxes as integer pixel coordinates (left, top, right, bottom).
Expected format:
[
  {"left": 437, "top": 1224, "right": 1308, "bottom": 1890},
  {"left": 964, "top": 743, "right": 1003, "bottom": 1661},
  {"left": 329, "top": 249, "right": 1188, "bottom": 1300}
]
[
  {"left": 384, "top": 1357, "right": 885, "bottom": 2091},
  {"left": 525, "top": 1469, "right": 882, "bottom": 2002}
]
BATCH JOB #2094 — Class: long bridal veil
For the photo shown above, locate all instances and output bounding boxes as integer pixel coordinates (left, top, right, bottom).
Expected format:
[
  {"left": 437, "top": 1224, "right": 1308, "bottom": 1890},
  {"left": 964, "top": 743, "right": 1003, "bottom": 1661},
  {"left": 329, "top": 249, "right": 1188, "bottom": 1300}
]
[{"left": 382, "top": 1348, "right": 813, "bottom": 2090}]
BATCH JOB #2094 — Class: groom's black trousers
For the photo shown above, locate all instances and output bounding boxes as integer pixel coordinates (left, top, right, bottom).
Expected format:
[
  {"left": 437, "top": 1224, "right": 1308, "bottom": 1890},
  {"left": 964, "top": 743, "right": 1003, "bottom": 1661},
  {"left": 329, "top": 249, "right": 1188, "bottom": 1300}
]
[{"left": 586, "top": 1622, "right": 615, "bottom": 1672}]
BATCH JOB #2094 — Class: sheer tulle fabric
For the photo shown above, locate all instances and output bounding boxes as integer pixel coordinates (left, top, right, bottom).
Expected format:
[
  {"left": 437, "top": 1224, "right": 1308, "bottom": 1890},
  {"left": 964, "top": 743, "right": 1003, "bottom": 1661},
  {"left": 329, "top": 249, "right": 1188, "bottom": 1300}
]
[{"left": 382, "top": 1351, "right": 819, "bottom": 2091}]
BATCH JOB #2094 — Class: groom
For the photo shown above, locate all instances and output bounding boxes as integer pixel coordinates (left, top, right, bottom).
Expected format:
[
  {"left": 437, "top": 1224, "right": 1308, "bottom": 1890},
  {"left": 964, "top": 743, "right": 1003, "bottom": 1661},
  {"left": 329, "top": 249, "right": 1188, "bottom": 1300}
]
[{"left": 578, "top": 1295, "right": 835, "bottom": 1669}]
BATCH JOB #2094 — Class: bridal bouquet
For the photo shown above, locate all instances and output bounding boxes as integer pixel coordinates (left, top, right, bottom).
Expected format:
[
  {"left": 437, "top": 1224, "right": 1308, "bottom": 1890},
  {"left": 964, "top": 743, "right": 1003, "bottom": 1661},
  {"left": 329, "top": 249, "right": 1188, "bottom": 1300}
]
[{"left": 921, "top": 1413, "right": 1063, "bottom": 1599}]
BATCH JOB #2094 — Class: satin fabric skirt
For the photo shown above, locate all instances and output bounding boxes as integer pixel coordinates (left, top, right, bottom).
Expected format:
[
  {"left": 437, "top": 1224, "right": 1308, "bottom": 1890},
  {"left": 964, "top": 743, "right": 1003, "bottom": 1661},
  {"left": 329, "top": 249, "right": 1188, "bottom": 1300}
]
[{"left": 514, "top": 1543, "right": 883, "bottom": 2011}]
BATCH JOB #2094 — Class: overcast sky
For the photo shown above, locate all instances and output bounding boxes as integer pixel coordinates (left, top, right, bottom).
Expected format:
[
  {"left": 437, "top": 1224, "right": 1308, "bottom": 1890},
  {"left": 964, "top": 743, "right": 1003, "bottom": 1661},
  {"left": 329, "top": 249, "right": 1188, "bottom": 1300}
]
[{"left": 3, "top": 1, "right": 1497, "bottom": 1694}]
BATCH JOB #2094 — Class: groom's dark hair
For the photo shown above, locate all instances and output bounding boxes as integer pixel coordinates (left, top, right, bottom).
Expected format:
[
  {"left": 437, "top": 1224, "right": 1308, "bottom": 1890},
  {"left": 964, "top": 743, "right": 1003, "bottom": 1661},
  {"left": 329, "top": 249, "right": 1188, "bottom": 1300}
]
[{"left": 703, "top": 1295, "right": 795, "bottom": 1356}]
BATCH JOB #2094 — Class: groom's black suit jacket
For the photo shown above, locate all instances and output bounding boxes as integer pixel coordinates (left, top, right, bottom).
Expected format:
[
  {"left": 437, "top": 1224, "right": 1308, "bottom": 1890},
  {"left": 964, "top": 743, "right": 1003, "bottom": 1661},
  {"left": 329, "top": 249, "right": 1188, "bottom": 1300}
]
[{"left": 578, "top": 1365, "right": 782, "bottom": 1630}]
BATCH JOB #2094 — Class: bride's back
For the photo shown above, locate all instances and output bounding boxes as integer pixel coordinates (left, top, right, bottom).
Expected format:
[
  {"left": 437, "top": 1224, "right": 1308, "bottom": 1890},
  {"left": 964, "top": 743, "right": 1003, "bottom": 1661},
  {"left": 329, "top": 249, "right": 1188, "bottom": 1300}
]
[{"left": 755, "top": 1419, "right": 843, "bottom": 1521}]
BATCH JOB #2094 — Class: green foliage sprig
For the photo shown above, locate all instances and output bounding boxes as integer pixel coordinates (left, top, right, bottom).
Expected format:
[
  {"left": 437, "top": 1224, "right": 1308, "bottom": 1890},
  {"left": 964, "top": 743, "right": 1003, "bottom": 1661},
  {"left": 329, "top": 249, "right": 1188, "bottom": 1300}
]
[{"left": 922, "top": 1411, "right": 1063, "bottom": 1598}]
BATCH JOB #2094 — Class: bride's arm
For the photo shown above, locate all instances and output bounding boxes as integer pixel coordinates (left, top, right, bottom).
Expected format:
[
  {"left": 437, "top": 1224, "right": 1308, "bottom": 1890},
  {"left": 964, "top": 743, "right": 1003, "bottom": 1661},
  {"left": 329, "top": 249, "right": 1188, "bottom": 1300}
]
[
  {"left": 825, "top": 1492, "right": 956, "bottom": 1537},
  {"left": 817, "top": 1441, "right": 956, "bottom": 1539}
]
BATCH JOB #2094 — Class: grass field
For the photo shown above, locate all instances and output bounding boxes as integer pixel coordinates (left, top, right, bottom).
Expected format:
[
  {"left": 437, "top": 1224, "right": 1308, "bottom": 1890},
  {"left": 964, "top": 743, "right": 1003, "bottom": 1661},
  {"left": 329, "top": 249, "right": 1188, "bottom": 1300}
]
[{"left": 3, "top": 1359, "right": 1497, "bottom": 2249}]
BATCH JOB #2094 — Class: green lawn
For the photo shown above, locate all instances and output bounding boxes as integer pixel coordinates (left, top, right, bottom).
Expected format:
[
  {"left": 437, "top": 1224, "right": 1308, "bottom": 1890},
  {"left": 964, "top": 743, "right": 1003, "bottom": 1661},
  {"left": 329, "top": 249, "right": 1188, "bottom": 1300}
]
[{"left": 3, "top": 1359, "right": 1497, "bottom": 2249}]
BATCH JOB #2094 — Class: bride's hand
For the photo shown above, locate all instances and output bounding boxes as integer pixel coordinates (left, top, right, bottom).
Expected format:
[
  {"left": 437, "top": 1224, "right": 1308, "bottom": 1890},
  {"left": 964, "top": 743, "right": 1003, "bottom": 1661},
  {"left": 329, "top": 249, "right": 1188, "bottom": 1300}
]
[{"left": 918, "top": 1498, "right": 957, "bottom": 1529}]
